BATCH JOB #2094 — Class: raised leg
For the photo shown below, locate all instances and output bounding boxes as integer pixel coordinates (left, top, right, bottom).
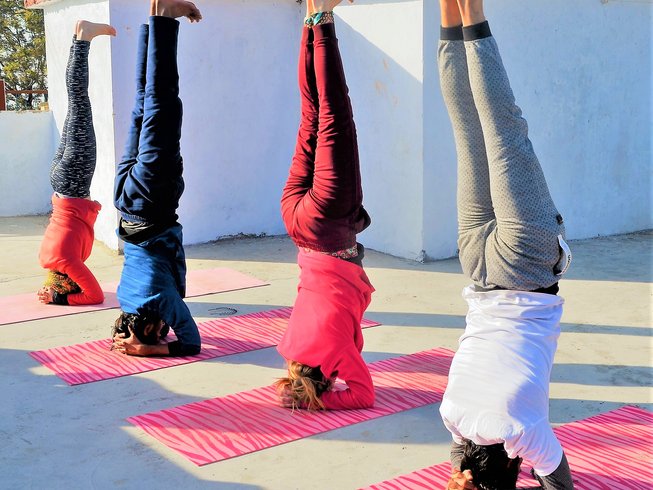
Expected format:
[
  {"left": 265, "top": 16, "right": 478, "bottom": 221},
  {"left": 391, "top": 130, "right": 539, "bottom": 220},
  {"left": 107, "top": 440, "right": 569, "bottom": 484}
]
[
  {"left": 438, "top": 21, "right": 495, "bottom": 285},
  {"left": 281, "top": 21, "right": 320, "bottom": 238},
  {"left": 312, "top": 21, "right": 361, "bottom": 220},
  {"left": 114, "top": 0, "right": 199, "bottom": 225},
  {"left": 309, "top": 17, "right": 369, "bottom": 251},
  {"left": 50, "top": 22, "right": 114, "bottom": 198},
  {"left": 463, "top": 23, "right": 565, "bottom": 290},
  {"left": 114, "top": 23, "right": 150, "bottom": 218},
  {"left": 282, "top": 2, "right": 369, "bottom": 253},
  {"left": 49, "top": 40, "right": 76, "bottom": 181}
]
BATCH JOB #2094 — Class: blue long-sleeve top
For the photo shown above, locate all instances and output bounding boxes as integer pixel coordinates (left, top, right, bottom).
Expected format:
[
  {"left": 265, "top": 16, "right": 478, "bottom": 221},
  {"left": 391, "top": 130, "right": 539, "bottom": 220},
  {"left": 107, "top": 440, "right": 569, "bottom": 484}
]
[{"left": 117, "top": 224, "right": 201, "bottom": 356}]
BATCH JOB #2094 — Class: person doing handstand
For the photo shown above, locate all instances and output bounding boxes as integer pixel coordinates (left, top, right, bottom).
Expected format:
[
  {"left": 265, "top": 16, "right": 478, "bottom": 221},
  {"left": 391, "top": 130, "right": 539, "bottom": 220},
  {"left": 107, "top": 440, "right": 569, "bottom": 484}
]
[
  {"left": 275, "top": 0, "right": 376, "bottom": 410},
  {"left": 38, "top": 21, "right": 116, "bottom": 306},
  {"left": 111, "top": 0, "right": 203, "bottom": 357},
  {"left": 436, "top": 1, "right": 574, "bottom": 489}
]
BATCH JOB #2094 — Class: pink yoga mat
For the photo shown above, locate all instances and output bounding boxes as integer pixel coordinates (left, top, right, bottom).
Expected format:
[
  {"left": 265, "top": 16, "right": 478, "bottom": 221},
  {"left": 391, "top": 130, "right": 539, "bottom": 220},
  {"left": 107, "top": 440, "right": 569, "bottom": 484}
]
[
  {"left": 128, "top": 347, "right": 454, "bottom": 466},
  {"left": 30, "top": 307, "right": 380, "bottom": 385},
  {"left": 0, "top": 267, "right": 267, "bottom": 326},
  {"left": 362, "top": 405, "right": 653, "bottom": 490}
]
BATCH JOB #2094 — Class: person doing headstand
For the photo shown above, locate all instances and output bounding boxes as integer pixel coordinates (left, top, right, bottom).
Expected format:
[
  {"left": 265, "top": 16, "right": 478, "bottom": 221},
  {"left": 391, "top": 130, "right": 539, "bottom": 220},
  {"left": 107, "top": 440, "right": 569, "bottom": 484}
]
[
  {"left": 37, "top": 21, "right": 116, "bottom": 306},
  {"left": 111, "top": 0, "right": 202, "bottom": 357},
  {"left": 275, "top": 0, "right": 376, "bottom": 410},
  {"left": 436, "top": 1, "right": 574, "bottom": 489}
]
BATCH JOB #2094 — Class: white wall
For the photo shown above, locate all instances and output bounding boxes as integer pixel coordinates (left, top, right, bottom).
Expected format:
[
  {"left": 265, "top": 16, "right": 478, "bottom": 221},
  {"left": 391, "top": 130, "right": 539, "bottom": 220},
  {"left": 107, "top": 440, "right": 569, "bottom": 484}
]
[
  {"left": 34, "top": 0, "right": 652, "bottom": 258},
  {"left": 0, "top": 111, "right": 55, "bottom": 216},
  {"left": 337, "top": 0, "right": 431, "bottom": 261}
]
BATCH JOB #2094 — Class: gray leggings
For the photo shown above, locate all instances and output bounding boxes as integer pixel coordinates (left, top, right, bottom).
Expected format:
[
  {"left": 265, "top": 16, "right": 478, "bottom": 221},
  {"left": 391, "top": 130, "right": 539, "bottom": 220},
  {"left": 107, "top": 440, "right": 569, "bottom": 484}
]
[
  {"left": 450, "top": 442, "right": 574, "bottom": 490},
  {"left": 438, "top": 28, "right": 566, "bottom": 291},
  {"left": 50, "top": 36, "right": 96, "bottom": 198}
]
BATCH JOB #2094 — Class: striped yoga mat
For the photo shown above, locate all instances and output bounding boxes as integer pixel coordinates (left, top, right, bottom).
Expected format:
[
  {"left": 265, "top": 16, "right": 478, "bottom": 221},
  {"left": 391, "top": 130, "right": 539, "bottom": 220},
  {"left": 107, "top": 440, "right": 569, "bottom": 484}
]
[
  {"left": 362, "top": 405, "right": 653, "bottom": 490},
  {"left": 128, "top": 347, "right": 454, "bottom": 466},
  {"left": 29, "top": 307, "right": 380, "bottom": 385},
  {"left": 0, "top": 267, "right": 267, "bottom": 325}
]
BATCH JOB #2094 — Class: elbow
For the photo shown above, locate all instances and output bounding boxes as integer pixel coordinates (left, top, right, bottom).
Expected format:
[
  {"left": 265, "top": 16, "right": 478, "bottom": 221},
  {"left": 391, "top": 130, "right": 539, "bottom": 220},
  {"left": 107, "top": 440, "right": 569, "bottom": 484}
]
[
  {"left": 359, "top": 390, "right": 375, "bottom": 409},
  {"left": 80, "top": 292, "right": 105, "bottom": 305},
  {"left": 349, "top": 389, "right": 375, "bottom": 410},
  {"left": 88, "top": 292, "right": 105, "bottom": 305},
  {"left": 186, "top": 344, "right": 201, "bottom": 356}
]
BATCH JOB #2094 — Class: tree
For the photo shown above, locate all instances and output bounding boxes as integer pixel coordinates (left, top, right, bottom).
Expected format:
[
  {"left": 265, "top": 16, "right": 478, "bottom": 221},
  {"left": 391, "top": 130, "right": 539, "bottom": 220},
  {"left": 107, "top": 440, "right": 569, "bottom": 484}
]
[{"left": 0, "top": 0, "right": 47, "bottom": 111}]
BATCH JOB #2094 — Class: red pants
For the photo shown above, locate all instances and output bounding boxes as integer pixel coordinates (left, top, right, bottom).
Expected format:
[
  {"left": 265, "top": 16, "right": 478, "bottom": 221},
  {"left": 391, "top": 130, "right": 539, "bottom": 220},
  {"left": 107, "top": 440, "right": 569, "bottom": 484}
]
[{"left": 281, "top": 23, "right": 370, "bottom": 253}]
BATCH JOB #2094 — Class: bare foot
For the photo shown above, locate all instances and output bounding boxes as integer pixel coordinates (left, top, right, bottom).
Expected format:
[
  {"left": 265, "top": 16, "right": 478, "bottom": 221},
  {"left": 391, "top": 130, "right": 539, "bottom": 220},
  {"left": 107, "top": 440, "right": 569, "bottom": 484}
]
[
  {"left": 151, "top": 0, "right": 202, "bottom": 23},
  {"left": 76, "top": 21, "right": 117, "bottom": 41},
  {"left": 313, "top": 0, "right": 353, "bottom": 13}
]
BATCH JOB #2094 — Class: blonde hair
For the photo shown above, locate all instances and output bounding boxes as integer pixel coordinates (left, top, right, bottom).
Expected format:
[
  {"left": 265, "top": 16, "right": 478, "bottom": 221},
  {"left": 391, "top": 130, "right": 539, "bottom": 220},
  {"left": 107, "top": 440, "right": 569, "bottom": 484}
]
[
  {"left": 275, "top": 361, "right": 333, "bottom": 410},
  {"left": 44, "top": 270, "right": 81, "bottom": 295}
]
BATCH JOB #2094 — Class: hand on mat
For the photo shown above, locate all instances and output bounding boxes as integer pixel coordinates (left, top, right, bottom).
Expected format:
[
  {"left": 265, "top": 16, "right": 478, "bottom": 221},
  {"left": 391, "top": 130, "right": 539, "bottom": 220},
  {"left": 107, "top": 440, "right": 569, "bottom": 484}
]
[
  {"left": 447, "top": 469, "right": 476, "bottom": 490},
  {"left": 278, "top": 386, "right": 296, "bottom": 409},
  {"left": 37, "top": 286, "right": 54, "bottom": 304},
  {"left": 112, "top": 327, "right": 144, "bottom": 356}
]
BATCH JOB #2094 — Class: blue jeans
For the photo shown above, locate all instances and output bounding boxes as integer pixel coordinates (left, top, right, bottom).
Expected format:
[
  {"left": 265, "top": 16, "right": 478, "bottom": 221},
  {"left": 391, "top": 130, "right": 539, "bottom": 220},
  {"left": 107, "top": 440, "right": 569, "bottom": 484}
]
[{"left": 114, "top": 16, "right": 184, "bottom": 226}]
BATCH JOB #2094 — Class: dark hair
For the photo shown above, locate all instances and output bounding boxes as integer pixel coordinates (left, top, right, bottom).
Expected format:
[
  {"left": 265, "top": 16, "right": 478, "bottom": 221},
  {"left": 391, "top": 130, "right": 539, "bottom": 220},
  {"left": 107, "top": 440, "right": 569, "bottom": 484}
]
[
  {"left": 460, "top": 440, "right": 522, "bottom": 490},
  {"left": 275, "top": 362, "right": 333, "bottom": 410},
  {"left": 112, "top": 311, "right": 169, "bottom": 345}
]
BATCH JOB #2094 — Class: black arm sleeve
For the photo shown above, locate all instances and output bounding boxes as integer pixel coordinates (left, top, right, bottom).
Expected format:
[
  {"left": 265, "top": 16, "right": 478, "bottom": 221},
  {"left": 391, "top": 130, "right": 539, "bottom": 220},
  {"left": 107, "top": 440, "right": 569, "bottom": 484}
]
[
  {"left": 51, "top": 292, "right": 69, "bottom": 305},
  {"left": 533, "top": 453, "right": 574, "bottom": 490},
  {"left": 167, "top": 340, "right": 201, "bottom": 357}
]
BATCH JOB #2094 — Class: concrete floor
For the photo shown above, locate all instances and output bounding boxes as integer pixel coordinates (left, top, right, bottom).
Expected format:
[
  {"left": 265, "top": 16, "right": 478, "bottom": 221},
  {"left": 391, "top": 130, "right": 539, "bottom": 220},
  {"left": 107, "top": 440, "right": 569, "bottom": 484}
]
[{"left": 0, "top": 216, "right": 651, "bottom": 489}]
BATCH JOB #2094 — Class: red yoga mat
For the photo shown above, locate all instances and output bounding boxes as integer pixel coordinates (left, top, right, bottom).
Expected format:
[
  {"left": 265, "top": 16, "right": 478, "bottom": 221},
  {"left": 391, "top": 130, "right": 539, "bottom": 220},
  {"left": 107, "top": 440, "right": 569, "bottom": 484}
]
[
  {"left": 0, "top": 267, "right": 267, "bottom": 325},
  {"left": 127, "top": 347, "right": 454, "bottom": 466},
  {"left": 29, "top": 307, "right": 381, "bottom": 385},
  {"left": 362, "top": 405, "right": 653, "bottom": 490}
]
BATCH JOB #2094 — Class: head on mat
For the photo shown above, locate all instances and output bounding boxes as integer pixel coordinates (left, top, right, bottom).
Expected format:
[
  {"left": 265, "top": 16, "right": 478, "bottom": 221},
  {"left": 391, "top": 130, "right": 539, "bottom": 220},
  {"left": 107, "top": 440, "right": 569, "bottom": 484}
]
[
  {"left": 275, "top": 361, "right": 334, "bottom": 410},
  {"left": 459, "top": 440, "right": 522, "bottom": 490},
  {"left": 112, "top": 311, "right": 170, "bottom": 346},
  {"left": 44, "top": 270, "right": 82, "bottom": 296}
]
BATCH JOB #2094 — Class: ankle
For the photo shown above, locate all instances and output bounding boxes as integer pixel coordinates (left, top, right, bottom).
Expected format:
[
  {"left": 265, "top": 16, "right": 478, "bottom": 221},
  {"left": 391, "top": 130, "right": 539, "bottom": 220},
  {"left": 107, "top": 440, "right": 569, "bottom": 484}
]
[
  {"left": 305, "top": 11, "right": 334, "bottom": 27},
  {"left": 315, "top": 11, "right": 334, "bottom": 25},
  {"left": 440, "top": 1, "right": 462, "bottom": 27},
  {"left": 151, "top": 0, "right": 173, "bottom": 18},
  {"left": 460, "top": 7, "right": 485, "bottom": 26}
]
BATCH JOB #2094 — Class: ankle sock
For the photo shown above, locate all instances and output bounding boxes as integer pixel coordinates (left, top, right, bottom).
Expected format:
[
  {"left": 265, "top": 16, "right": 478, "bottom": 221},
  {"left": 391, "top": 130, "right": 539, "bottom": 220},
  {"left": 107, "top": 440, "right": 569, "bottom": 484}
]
[
  {"left": 462, "top": 20, "right": 492, "bottom": 41},
  {"left": 305, "top": 11, "right": 334, "bottom": 27},
  {"left": 440, "top": 25, "right": 463, "bottom": 41}
]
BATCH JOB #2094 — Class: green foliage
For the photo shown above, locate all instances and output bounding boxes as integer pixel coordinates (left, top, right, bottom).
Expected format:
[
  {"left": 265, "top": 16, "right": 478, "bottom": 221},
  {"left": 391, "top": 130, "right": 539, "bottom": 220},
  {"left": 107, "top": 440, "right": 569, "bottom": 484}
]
[{"left": 0, "top": 0, "right": 47, "bottom": 110}]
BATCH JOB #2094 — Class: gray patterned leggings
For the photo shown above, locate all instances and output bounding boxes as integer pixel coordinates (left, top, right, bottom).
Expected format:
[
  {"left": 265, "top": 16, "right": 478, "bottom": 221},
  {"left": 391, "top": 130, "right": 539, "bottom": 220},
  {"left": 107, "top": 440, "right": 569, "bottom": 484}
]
[
  {"left": 50, "top": 37, "right": 96, "bottom": 198},
  {"left": 438, "top": 23, "right": 567, "bottom": 291}
]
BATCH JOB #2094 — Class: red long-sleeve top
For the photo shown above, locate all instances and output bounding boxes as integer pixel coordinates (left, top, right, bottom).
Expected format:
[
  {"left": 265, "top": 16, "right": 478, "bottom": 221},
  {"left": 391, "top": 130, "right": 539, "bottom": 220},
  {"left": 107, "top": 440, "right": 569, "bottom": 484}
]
[
  {"left": 277, "top": 249, "right": 375, "bottom": 410},
  {"left": 39, "top": 194, "right": 104, "bottom": 305}
]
